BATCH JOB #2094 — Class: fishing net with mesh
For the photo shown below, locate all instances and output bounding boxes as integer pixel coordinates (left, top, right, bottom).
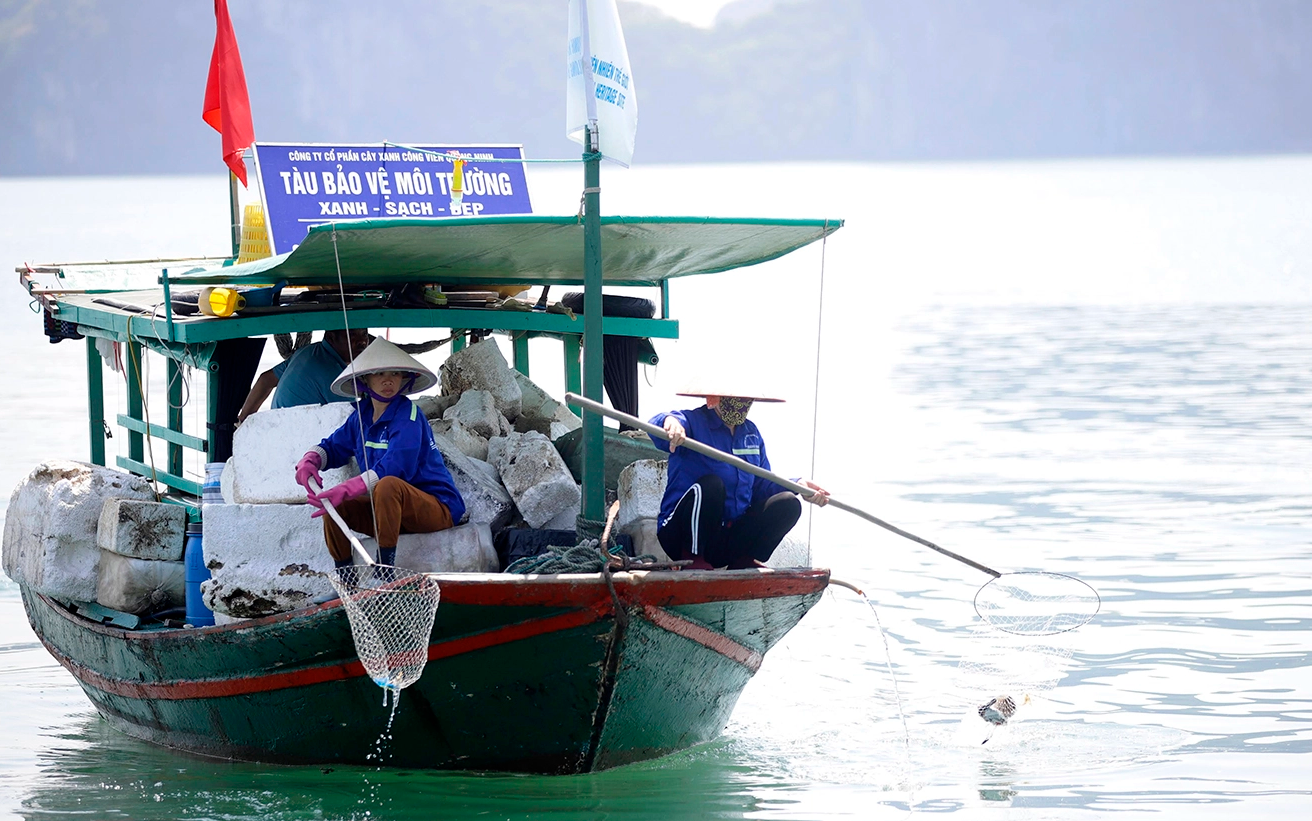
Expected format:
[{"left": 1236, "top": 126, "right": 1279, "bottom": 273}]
[{"left": 328, "top": 565, "right": 441, "bottom": 691}]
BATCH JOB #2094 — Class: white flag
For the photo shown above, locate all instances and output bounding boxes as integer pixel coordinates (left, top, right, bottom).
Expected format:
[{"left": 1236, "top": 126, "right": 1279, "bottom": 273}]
[{"left": 566, "top": 0, "right": 638, "bottom": 167}]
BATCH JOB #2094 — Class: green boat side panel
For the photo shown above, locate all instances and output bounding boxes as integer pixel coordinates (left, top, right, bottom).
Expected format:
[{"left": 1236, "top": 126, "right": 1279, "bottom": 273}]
[
  {"left": 593, "top": 614, "right": 753, "bottom": 769},
  {"left": 25, "top": 562, "right": 828, "bottom": 773},
  {"left": 163, "top": 216, "right": 843, "bottom": 288},
  {"left": 670, "top": 593, "right": 822, "bottom": 655},
  {"left": 554, "top": 426, "right": 667, "bottom": 492}
]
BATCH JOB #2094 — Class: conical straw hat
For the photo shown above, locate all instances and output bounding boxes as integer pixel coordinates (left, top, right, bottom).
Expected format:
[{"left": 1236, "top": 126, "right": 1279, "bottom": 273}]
[
  {"left": 331, "top": 337, "right": 437, "bottom": 398},
  {"left": 675, "top": 386, "right": 785, "bottom": 403}
]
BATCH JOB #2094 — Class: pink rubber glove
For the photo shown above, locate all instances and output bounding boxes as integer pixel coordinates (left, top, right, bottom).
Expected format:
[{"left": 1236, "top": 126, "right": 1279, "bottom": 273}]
[
  {"left": 294, "top": 451, "right": 323, "bottom": 494},
  {"left": 310, "top": 475, "right": 369, "bottom": 518}
]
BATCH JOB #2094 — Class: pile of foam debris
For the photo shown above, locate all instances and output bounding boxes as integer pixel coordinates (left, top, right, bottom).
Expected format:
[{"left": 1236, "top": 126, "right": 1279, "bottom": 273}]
[{"left": 2, "top": 340, "right": 679, "bottom": 622}]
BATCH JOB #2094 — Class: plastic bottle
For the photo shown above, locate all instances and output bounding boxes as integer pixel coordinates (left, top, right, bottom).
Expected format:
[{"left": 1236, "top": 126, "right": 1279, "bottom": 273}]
[{"left": 184, "top": 522, "right": 215, "bottom": 627}]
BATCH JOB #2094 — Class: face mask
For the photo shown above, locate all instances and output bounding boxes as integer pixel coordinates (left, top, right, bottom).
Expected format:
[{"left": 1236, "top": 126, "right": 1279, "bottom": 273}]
[{"left": 714, "top": 397, "right": 753, "bottom": 427}]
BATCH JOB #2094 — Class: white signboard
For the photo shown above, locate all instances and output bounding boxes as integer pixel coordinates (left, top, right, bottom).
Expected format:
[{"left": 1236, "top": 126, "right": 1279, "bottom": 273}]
[{"left": 566, "top": 0, "right": 638, "bottom": 167}]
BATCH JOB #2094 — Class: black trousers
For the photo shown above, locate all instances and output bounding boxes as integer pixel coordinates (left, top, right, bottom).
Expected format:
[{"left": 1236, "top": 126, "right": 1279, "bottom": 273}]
[{"left": 657, "top": 474, "right": 802, "bottom": 568}]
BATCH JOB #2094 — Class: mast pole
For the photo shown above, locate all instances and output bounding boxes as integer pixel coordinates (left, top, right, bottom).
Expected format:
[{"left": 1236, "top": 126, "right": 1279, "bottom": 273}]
[
  {"left": 228, "top": 171, "right": 241, "bottom": 259},
  {"left": 581, "top": 124, "right": 605, "bottom": 522}
]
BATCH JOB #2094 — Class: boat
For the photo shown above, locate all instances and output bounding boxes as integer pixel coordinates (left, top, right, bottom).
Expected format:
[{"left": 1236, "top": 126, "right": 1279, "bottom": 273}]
[
  {"left": 5, "top": 0, "right": 844, "bottom": 773},
  {"left": 10, "top": 210, "right": 841, "bottom": 773}
]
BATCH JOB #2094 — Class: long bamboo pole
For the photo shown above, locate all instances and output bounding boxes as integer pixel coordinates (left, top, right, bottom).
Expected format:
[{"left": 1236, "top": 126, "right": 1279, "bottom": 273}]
[{"left": 563, "top": 392, "right": 1001, "bottom": 579}]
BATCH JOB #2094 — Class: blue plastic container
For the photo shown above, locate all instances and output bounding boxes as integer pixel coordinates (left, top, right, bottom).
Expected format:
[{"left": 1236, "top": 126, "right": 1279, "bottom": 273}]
[{"left": 184, "top": 522, "right": 215, "bottom": 626}]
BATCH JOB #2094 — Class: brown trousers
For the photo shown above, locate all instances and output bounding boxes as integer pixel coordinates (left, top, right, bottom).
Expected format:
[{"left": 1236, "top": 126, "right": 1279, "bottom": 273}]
[{"left": 323, "top": 475, "right": 454, "bottom": 562}]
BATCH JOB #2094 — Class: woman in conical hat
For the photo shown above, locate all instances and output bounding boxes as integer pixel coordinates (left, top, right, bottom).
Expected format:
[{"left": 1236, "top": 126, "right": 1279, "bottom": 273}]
[
  {"left": 647, "top": 386, "right": 828, "bottom": 571},
  {"left": 293, "top": 338, "right": 465, "bottom": 568}
]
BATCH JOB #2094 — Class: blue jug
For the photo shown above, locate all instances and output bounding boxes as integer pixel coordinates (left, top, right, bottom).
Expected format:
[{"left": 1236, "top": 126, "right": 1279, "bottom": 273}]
[{"left": 184, "top": 522, "right": 215, "bottom": 627}]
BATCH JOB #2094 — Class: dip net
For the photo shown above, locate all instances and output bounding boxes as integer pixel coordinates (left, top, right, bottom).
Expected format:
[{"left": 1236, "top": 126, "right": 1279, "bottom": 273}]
[
  {"left": 329, "top": 565, "right": 441, "bottom": 691},
  {"left": 973, "top": 571, "right": 1101, "bottom": 636}
]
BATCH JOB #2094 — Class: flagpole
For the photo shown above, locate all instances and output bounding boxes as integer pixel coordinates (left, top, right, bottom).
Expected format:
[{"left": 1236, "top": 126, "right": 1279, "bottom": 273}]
[
  {"left": 228, "top": 171, "right": 241, "bottom": 259},
  {"left": 580, "top": 125, "right": 604, "bottom": 523},
  {"left": 577, "top": 0, "right": 605, "bottom": 523}
]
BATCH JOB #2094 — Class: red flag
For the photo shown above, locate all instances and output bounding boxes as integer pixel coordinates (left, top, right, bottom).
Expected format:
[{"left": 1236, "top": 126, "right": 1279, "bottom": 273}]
[{"left": 202, "top": 0, "right": 255, "bottom": 186}]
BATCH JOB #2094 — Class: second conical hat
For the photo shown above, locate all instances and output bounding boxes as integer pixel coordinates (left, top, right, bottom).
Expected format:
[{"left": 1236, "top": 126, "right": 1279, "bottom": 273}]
[{"left": 674, "top": 387, "right": 785, "bottom": 403}]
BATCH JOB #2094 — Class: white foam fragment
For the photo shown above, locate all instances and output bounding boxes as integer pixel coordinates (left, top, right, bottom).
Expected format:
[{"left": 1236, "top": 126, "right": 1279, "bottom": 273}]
[
  {"left": 616, "top": 459, "right": 667, "bottom": 533},
  {"left": 2, "top": 461, "right": 156, "bottom": 601},
  {"left": 431, "top": 416, "right": 490, "bottom": 461},
  {"left": 439, "top": 340, "right": 522, "bottom": 420},
  {"left": 219, "top": 458, "right": 235, "bottom": 504},
  {"left": 625, "top": 517, "right": 671, "bottom": 562},
  {"left": 96, "top": 499, "right": 186, "bottom": 561},
  {"left": 199, "top": 502, "right": 334, "bottom": 618},
  {"left": 488, "top": 431, "right": 581, "bottom": 529},
  {"left": 232, "top": 404, "right": 358, "bottom": 504},
  {"left": 96, "top": 551, "right": 185, "bottom": 614},
  {"left": 430, "top": 428, "right": 515, "bottom": 529},
  {"left": 355, "top": 522, "right": 498, "bottom": 573},
  {"left": 443, "top": 389, "right": 504, "bottom": 439}
]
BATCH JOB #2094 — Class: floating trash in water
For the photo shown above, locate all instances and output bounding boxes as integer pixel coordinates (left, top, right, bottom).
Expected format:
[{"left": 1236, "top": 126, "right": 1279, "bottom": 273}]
[
  {"left": 976, "top": 693, "right": 1032, "bottom": 745},
  {"left": 978, "top": 693, "right": 1027, "bottom": 727}
]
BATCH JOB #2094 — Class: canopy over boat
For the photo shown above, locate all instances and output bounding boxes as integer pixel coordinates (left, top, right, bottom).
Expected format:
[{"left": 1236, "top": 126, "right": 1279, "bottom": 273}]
[
  {"left": 162, "top": 215, "right": 843, "bottom": 288},
  {"left": 18, "top": 211, "right": 842, "bottom": 500}
]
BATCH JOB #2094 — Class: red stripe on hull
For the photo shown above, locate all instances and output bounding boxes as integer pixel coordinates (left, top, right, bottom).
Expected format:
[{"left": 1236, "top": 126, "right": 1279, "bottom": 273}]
[
  {"left": 34, "top": 570, "right": 827, "bottom": 701},
  {"left": 43, "top": 605, "right": 607, "bottom": 701},
  {"left": 434, "top": 569, "right": 830, "bottom": 608},
  {"left": 641, "top": 605, "right": 764, "bottom": 672}
]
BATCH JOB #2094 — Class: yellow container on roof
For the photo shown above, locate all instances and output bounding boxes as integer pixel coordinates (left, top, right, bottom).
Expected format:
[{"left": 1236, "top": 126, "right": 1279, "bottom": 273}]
[
  {"left": 237, "top": 204, "right": 271, "bottom": 264},
  {"left": 199, "top": 287, "right": 245, "bottom": 317}
]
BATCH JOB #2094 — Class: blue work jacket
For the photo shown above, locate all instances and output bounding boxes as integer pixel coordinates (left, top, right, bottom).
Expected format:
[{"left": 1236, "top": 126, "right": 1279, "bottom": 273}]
[
  {"left": 648, "top": 405, "right": 790, "bottom": 526},
  {"left": 316, "top": 396, "right": 466, "bottom": 523}
]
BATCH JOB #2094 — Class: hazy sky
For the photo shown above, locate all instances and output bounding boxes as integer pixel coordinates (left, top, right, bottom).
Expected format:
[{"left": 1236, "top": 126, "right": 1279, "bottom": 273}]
[{"left": 629, "top": 0, "right": 735, "bottom": 27}]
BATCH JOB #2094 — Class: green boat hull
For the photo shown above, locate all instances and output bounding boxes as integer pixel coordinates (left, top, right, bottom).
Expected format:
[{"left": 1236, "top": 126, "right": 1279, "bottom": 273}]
[{"left": 22, "top": 569, "right": 827, "bottom": 773}]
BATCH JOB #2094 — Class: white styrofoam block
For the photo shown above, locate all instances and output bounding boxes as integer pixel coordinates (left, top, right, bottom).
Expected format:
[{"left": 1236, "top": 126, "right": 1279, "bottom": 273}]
[
  {"left": 488, "top": 431, "right": 581, "bottom": 529},
  {"left": 231, "top": 403, "right": 358, "bottom": 504},
  {"left": 355, "top": 522, "right": 498, "bottom": 573},
  {"left": 552, "top": 403, "right": 582, "bottom": 433},
  {"left": 514, "top": 370, "right": 569, "bottom": 425},
  {"left": 514, "top": 382, "right": 582, "bottom": 440},
  {"left": 2, "top": 461, "right": 156, "bottom": 601},
  {"left": 622, "top": 517, "right": 671, "bottom": 563},
  {"left": 430, "top": 417, "right": 490, "bottom": 461},
  {"left": 199, "top": 502, "right": 335, "bottom": 618},
  {"left": 96, "top": 499, "right": 186, "bottom": 561},
  {"left": 616, "top": 459, "right": 667, "bottom": 533},
  {"left": 219, "top": 458, "right": 235, "bottom": 504},
  {"left": 443, "top": 389, "right": 503, "bottom": 439},
  {"left": 96, "top": 551, "right": 185, "bottom": 614},
  {"left": 439, "top": 339, "right": 522, "bottom": 420},
  {"left": 542, "top": 501, "right": 580, "bottom": 531},
  {"left": 414, "top": 393, "right": 457, "bottom": 420},
  {"left": 430, "top": 428, "right": 515, "bottom": 528}
]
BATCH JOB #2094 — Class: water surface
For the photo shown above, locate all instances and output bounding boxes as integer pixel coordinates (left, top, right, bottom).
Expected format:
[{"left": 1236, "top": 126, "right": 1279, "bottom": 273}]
[{"left": 1, "top": 158, "right": 1310, "bottom": 818}]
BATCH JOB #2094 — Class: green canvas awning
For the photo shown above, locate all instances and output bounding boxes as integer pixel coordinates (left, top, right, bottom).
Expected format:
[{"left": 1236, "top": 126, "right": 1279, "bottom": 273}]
[{"left": 167, "top": 215, "right": 842, "bottom": 288}]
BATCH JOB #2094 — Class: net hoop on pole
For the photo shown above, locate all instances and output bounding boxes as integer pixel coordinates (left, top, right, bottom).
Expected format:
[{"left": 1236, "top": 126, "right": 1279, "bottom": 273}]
[{"left": 972, "top": 571, "right": 1100, "bottom": 637}]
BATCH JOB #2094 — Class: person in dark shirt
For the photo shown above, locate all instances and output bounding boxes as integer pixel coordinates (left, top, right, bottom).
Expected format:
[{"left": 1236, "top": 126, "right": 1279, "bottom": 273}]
[
  {"left": 238, "top": 328, "right": 370, "bottom": 424},
  {"left": 648, "top": 390, "right": 828, "bottom": 570},
  {"left": 294, "top": 338, "right": 464, "bottom": 569}
]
